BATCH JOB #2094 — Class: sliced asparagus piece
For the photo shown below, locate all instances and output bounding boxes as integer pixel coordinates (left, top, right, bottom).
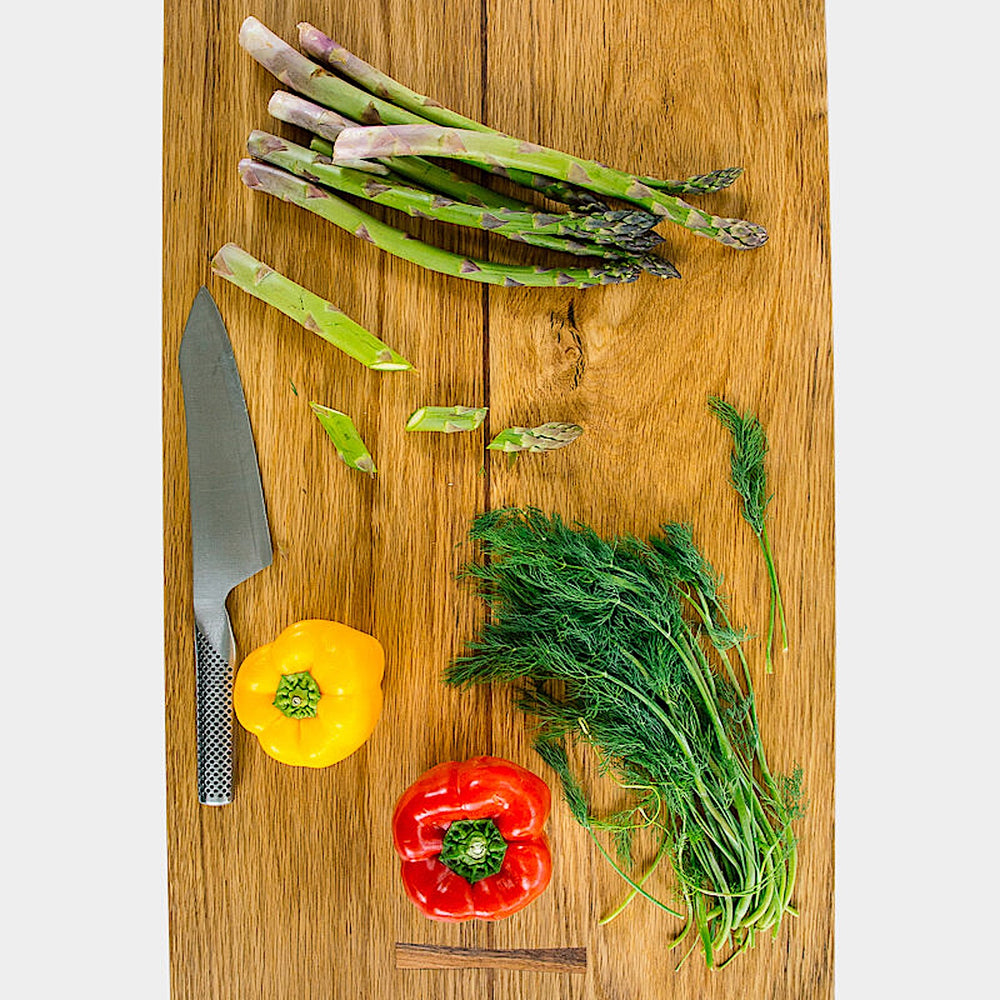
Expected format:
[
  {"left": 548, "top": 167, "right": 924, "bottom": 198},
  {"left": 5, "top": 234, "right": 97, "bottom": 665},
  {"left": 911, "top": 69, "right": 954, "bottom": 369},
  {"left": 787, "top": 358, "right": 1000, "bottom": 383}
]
[
  {"left": 210, "top": 243, "right": 412, "bottom": 370},
  {"left": 487, "top": 422, "right": 584, "bottom": 453},
  {"left": 238, "top": 158, "right": 641, "bottom": 289},
  {"left": 247, "top": 131, "right": 670, "bottom": 263},
  {"left": 241, "top": 17, "right": 606, "bottom": 210},
  {"left": 269, "top": 91, "right": 528, "bottom": 211},
  {"left": 310, "top": 403, "right": 377, "bottom": 474},
  {"left": 406, "top": 406, "right": 488, "bottom": 433},
  {"left": 333, "top": 126, "right": 767, "bottom": 249},
  {"left": 297, "top": 20, "right": 609, "bottom": 211}
]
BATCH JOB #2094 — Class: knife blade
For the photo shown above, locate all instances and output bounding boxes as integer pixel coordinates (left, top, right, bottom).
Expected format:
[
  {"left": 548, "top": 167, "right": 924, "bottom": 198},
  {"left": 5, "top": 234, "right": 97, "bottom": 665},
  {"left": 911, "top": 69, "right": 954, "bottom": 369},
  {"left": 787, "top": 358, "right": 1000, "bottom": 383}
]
[{"left": 179, "top": 286, "right": 272, "bottom": 805}]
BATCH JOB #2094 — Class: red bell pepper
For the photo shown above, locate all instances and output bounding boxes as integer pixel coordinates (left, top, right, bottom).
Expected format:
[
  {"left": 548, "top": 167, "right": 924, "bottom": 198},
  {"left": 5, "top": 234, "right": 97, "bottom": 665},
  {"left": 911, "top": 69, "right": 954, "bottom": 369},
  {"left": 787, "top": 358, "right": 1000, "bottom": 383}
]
[{"left": 392, "top": 756, "right": 552, "bottom": 921}]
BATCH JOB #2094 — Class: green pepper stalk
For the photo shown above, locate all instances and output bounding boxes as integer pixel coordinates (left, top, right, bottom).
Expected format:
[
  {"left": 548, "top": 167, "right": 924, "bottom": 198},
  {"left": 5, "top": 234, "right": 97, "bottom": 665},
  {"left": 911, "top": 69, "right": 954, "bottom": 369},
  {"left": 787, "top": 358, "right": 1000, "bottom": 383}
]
[
  {"left": 238, "top": 158, "right": 642, "bottom": 289},
  {"left": 333, "top": 125, "right": 768, "bottom": 250},
  {"left": 210, "top": 243, "right": 412, "bottom": 371}
]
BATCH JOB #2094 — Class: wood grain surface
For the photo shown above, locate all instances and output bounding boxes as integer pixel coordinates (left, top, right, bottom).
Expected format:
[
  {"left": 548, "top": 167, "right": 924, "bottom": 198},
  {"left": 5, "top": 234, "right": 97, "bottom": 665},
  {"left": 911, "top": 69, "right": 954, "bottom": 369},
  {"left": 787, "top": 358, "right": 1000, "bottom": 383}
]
[{"left": 163, "top": 2, "right": 833, "bottom": 998}]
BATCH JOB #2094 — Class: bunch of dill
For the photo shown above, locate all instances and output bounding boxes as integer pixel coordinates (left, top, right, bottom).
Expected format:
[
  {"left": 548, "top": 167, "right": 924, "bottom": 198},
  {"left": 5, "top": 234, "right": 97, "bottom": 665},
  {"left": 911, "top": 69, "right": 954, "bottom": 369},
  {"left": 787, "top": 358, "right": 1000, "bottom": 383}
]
[{"left": 446, "top": 508, "right": 802, "bottom": 969}]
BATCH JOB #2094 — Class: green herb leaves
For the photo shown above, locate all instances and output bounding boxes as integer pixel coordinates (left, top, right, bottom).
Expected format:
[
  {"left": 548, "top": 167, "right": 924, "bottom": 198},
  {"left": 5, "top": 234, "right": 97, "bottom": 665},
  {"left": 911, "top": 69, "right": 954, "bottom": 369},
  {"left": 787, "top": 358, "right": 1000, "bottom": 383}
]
[
  {"left": 447, "top": 508, "right": 800, "bottom": 968},
  {"left": 709, "top": 396, "right": 789, "bottom": 672}
]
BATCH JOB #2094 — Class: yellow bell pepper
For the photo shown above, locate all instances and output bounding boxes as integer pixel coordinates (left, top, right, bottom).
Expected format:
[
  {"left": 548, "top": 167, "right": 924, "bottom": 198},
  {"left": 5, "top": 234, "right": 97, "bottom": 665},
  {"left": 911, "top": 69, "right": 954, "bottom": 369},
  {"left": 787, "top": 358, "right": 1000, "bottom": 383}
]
[{"left": 233, "top": 619, "right": 384, "bottom": 768}]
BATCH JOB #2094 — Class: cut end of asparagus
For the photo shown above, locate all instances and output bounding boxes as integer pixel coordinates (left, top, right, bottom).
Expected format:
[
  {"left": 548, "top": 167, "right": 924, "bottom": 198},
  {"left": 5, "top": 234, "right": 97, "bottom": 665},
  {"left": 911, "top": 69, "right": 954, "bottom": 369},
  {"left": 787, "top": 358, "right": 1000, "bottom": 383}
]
[
  {"left": 406, "top": 406, "right": 488, "bottom": 433},
  {"left": 267, "top": 91, "right": 354, "bottom": 142},
  {"left": 487, "top": 422, "right": 584, "bottom": 454},
  {"left": 309, "top": 402, "right": 377, "bottom": 475}
]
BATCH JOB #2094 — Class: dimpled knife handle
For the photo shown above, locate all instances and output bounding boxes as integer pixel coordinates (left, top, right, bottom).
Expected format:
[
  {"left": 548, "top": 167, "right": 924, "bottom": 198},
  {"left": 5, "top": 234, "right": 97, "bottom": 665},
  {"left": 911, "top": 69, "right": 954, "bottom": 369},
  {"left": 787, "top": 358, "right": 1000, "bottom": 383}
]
[{"left": 195, "top": 624, "right": 234, "bottom": 805}]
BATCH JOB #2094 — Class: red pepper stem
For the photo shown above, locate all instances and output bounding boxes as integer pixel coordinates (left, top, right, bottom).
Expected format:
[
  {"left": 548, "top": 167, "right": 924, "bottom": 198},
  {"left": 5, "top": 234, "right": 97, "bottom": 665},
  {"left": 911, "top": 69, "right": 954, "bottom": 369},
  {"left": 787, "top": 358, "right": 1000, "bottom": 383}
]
[{"left": 438, "top": 818, "right": 508, "bottom": 883}]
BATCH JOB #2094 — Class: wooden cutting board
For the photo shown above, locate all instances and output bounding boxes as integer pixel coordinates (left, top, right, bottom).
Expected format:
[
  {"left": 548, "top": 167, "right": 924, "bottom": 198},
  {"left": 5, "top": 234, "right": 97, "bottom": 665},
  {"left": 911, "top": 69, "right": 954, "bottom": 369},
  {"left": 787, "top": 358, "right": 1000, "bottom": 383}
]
[{"left": 162, "top": 1, "right": 833, "bottom": 997}]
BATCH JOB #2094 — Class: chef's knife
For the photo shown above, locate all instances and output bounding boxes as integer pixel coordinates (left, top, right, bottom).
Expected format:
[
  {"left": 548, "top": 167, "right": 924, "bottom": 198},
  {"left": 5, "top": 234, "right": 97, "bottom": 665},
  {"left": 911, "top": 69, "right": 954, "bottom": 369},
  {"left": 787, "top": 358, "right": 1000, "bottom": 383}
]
[{"left": 179, "top": 287, "right": 273, "bottom": 805}]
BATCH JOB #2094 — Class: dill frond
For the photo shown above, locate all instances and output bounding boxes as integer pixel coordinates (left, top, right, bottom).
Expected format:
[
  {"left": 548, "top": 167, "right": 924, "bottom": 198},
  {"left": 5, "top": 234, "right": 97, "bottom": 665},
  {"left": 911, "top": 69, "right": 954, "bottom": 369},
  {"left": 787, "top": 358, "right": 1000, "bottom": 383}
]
[{"left": 708, "top": 396, "right": 789, "bottom": 671}]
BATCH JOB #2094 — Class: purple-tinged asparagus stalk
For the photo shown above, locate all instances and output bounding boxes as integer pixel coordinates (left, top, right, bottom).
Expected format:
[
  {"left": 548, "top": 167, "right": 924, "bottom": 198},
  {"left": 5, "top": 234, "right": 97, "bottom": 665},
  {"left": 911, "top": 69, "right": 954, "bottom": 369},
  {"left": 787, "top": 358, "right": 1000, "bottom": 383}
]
[
  {"left": 333, "top": 126, "right": 768, "bottom": 249},
  {"left": 238, "top": 158, "right": 641, "bottom": 289},
  {"left": 247, "top": 130, "right": 676, "bottom": 273},
  {"left": 268, "top": 91, "right": 529, "bottom": 211},
  {"left": 295, "top": 20, "right": 608, "bottom": 211}
]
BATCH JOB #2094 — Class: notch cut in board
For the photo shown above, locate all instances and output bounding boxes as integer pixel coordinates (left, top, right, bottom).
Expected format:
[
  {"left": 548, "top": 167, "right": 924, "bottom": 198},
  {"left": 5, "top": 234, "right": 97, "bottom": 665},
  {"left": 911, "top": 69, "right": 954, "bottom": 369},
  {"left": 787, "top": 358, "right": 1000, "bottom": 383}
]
[{"left": 395, "top": 943, "right": 587, "bottom": 974}]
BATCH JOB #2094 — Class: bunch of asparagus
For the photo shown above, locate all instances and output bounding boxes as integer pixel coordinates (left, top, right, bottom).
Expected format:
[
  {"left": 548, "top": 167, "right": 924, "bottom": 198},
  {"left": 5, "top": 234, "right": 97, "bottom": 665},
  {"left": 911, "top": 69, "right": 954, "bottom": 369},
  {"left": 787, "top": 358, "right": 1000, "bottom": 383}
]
[{"left": 236, "top": 17, "right": 767, "bottom": 288}]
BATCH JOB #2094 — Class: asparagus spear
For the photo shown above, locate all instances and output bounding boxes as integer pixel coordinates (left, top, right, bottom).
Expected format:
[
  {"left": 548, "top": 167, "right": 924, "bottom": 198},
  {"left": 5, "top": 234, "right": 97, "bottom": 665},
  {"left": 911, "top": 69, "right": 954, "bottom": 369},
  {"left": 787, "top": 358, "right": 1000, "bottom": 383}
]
[
  {"left": 333, "top": 126, "right": 768, "bottom": 249},
  {"left": 241, "top": 17, "right": 607, "bottom": 211},
  {"left": 296, "top": 20, "right": 609, "bottom": 211},
  {"left": 487, "top": 422, "right": 583, "bottom": 453},
  {"left": 406, "top": 406, "right": 488, "bottom": 433},
  {"left": 210, "top": 242, "right": 412, "bottom": 370},
  {"left": 247, "top": 131, "right": 671, "bottom": 263},
  {"left": 310, "top": 403, "right": 376, "bottom": 474},
  {"left": 268, "top": 91, "right": 529, "bottom": 211},
  {"left": 239, "top": 158, "right": 641, "bottom": 288}
]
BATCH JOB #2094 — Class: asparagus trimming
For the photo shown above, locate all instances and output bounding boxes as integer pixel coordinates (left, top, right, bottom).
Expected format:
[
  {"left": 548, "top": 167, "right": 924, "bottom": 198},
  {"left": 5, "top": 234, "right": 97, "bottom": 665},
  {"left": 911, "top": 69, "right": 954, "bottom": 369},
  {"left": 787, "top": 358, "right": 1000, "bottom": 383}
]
[
  {"left": 210, "top": 243, "right": 412, "bottom": 371},
  {"left": 239, "top": 158, "right": 641, "bottom": 289},
  {"left": 310, "top": 403, "right": 377, "bottom": 475},
  {"left": 406, "top": 406, "right": 488, "bottom": 433},
  {"left": 487, "top": 422, "right": 583, "bottom": 453},
  {"left": 333, "top": 126, "right": 768, "bottom": 249}
]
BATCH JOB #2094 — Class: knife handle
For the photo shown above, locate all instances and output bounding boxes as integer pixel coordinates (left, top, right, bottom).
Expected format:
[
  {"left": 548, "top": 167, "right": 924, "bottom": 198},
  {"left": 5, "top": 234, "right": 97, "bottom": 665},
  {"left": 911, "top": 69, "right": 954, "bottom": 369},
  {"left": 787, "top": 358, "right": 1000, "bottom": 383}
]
[{"left": 194, "top": 623, "right": 234, "bottom": 805}]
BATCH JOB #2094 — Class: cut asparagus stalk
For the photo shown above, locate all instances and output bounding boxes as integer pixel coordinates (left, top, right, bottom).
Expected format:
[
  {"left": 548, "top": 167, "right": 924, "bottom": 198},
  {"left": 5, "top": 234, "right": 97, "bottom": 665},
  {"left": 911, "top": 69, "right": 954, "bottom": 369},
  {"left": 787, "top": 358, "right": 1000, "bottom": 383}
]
[
  {"left": 241, "top": 17, "right": 606, "bottom": 210},
  {"left": 333, "top": 126, "right": 767, "bottom": 249},
  {"left": 248, "top": 131, "right": 668, "bottom": 259},
  {"left": 405, "top": 406, "right": 488, "bottom": 433},
  {"left": 269, "top": 91, "right": 528, "bottom": 211},
  {"left": 310, "top": 403, "right": 376, "bottom": 474},
  {"left": 297, "top": 20, "right": 610, "bottom": 212},
  {"left": 238, "top": 158, "right": 641, "bottom": 288},
  {"left": 487, "top": 422, "right": 584, "bottom": 453},
  {"left": 210, "top": 243, "right": 412, "bottom": 370}
]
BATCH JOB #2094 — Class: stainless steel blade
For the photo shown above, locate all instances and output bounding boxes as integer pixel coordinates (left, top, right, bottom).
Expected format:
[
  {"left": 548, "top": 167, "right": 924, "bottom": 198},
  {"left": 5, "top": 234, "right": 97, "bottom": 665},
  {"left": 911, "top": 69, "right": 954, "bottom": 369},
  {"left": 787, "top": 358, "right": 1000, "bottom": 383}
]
[
  {"left": 179, "top": 286, "right": 272, "bottom": 805},
  {"left": 179, "top": 286, "right": 272, "bottom": 645}
]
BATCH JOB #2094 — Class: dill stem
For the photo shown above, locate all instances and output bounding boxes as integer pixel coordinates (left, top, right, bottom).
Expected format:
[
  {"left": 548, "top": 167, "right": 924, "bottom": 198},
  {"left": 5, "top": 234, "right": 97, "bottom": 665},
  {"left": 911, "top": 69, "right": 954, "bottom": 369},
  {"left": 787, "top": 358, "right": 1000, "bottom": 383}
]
[
  {"left": 599, "top": 830, "right": 670, "bottom": 924},
  {"left": 593, "top": 668, "right": 744, "bottom": 848},
  {"left": 759, "top": 523, "right": 789, "bottom": 656},
  {"left": 584, "top": 825, "right": 684, "bottom": 918}
]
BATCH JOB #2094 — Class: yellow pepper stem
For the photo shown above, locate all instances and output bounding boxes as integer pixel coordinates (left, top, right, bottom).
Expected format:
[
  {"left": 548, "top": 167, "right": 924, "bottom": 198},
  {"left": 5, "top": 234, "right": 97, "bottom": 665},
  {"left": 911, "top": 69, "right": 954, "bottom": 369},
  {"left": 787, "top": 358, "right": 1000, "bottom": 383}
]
[{"left": 273, "top": 671, "right": 322, "bottom": 719}]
